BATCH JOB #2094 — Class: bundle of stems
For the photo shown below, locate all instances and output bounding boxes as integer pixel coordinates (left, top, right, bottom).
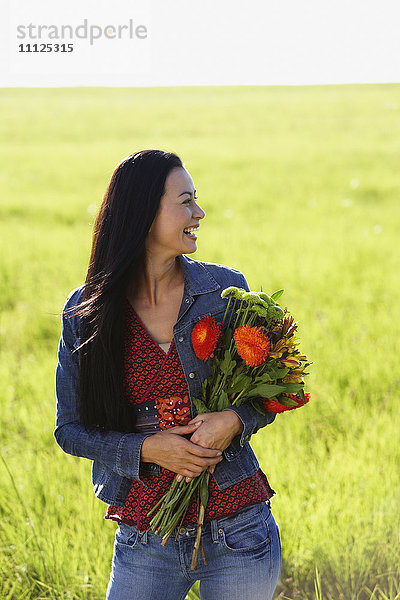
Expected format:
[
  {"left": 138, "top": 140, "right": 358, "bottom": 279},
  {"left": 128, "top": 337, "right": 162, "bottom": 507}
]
[{"left": 147, "top": 472, "right": 205, "bottom": 546}]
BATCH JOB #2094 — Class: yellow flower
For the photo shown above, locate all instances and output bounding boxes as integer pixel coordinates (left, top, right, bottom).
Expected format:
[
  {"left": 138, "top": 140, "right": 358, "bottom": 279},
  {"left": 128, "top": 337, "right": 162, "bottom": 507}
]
[
  {"left": 282, "top": 369, "right": 304, "bottom": 384},
  {"left": 268, "top": 339, "right": 287, "bottom": 359},
  {"left": 280, "top": 357, "right": 301, "bottom": 368},
  {"left": 269, "top": 335, "right": 298, "bottom": 359}
]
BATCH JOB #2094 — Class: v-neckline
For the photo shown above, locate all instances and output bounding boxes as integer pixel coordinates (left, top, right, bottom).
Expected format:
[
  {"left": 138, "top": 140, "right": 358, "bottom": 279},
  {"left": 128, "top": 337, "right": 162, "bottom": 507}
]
[{"left": 126, "top": 299, "right": 174, "bottom": 357}]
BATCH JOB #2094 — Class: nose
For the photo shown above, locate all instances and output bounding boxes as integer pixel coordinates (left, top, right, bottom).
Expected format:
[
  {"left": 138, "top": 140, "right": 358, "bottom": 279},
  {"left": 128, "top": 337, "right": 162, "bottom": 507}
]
[{"left": 194, "top": 200, "right": 205, "bottom": 220}]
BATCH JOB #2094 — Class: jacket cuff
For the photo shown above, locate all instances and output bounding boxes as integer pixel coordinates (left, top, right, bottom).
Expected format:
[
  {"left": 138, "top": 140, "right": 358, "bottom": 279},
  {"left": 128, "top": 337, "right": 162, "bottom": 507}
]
[
  {"left": 223, "top": 402, "right": 276, "bottom": 447},
  {"left": 116, "top": 432, "right": 154, "bottom": 484}
]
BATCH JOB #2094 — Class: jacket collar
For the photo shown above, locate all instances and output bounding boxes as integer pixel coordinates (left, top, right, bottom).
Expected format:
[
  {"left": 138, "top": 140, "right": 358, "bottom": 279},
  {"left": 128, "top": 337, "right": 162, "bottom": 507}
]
[{"left": 178, "top": 254, "right": 220, "bottom": 296}]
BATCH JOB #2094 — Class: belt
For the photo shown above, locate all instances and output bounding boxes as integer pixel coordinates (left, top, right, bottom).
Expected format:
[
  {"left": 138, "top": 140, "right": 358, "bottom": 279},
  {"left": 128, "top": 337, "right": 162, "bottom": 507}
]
[{"left": 132, "top": 398, "right": 160, "bottom": 434}]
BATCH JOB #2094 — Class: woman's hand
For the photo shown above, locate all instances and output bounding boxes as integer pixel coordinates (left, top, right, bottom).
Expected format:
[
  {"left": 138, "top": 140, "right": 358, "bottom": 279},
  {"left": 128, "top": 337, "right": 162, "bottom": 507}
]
[
  {"left": 189, "top": 411, "right": 244, "bottom": 450},
  {"left": 141, "top": 421, "right": 223, "bottom": 480},
  {"left": 175, "top": 411, "right": 244, "bottom": 483}
]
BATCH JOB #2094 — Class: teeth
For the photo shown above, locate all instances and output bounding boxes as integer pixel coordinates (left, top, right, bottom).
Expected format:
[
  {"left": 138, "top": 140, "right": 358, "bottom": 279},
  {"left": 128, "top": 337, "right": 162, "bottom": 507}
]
[{"left": 184, "top": 227, "right": 199, "bottom": 234}]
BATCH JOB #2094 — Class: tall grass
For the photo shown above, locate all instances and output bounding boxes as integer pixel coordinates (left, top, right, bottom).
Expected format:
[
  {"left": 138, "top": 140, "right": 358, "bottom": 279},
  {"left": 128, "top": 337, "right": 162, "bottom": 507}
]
[{"left": 0, "top": 84, "right": 399, "bottom": 599}]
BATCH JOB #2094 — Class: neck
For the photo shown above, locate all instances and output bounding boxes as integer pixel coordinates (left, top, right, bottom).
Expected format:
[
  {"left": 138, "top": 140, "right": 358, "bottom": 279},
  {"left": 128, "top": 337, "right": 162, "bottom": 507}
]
[{"left": 130, "top": 254, "right": 183, "bottom": 307}]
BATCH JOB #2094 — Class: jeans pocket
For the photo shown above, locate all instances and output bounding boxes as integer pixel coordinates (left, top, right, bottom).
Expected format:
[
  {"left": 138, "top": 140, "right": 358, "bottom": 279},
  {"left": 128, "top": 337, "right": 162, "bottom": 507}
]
[
  {"left": 219, "top": 505, "right": 271, "bottom": 553},
  {"left": 115, "top": 523, "right": 140, "bottom": 549}
]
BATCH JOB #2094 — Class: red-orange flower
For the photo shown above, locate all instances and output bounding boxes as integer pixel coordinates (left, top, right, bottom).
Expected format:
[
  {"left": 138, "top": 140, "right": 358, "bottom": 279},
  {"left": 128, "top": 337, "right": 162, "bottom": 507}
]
[
  {"left": 263, "top": 392, "right": 310, "bottom": 413},
  {"left": 191, "top": 314, "right": 222, "bottom": 361},
  {"left": 233, "top": 325, "right": 270, "bottom": 367}
]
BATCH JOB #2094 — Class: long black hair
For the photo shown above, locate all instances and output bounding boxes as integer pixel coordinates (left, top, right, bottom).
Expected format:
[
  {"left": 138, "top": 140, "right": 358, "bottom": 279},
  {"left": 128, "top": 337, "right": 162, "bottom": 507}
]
[{"left": 65, "top": 150, "right": 183, "bottom": 431}]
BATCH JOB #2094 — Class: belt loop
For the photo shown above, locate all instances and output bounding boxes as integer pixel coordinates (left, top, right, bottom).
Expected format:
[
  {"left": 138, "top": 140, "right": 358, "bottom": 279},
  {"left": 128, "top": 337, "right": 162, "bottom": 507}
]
[
  {"left": 210, "top": 518, "right": 219, "bottom": 544},
  {"left": 139, "top": 529, "right": 148, "bottom": 544}
]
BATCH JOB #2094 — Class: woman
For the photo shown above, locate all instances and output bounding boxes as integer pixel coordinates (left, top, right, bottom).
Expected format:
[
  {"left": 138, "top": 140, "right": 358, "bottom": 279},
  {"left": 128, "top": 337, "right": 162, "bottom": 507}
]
[{"left": 55, "top": 150, "right": 281, "bottom": 600}]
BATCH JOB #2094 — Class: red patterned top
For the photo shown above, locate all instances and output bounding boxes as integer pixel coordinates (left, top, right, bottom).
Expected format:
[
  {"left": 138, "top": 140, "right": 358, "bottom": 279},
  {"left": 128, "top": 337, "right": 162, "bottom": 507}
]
[{"left": 105, "top": 301, "right": 275, "bottom": 531}]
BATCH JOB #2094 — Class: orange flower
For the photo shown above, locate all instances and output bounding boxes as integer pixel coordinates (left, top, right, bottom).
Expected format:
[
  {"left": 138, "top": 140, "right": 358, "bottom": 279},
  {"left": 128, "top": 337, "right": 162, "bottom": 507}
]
[
  {"left": 263, "top": 392, "right": 310, "bottom": 413},
  {"left": 233, "top": 325, "right": 270, "bottom": 367},
  {"left": 191, "top": 314, "right": 222, "bottom": 361}
]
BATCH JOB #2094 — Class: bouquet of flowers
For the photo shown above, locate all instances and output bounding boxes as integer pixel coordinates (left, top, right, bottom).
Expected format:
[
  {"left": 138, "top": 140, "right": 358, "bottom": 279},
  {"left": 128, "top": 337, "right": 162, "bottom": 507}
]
[{"left": 147, "top": 286, "right": 312, "bottom": 569}]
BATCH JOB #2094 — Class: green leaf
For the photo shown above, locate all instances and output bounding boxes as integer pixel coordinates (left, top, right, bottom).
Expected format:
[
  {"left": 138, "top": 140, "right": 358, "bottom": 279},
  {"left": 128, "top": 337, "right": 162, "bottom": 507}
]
[
  {"left": 199, "top": 473, "right": 209, "bottom": 508},
  {"left": 210, "top": 357, "right": 220, "bottom": 377},
  {"left": 256, "top": 366, "right": 289, "bottom": 382},
  {"left": 277, "top": 394, "right": 298, "bottom": 407},
  {"left": 233, "top": 395, "right": 249, "bottom": 407},
  {"left": 228, "top": 373, "right": 252, "bottom": 394},
  {"left": 222, "top": 325, "right": 233, "bottom": 347},
  {"left": 250, "top": 398, "right": 267, "bottom": 416},
  {"left": 219, "top": 350, "right": 236, "bottom": 377},
  {"left": 201, "top": 378, "right": 209, "bottom": 401},
  {"left": 193, "top": 397, "right": 211, "bottom": 414},
  {"left": 216, "top": 391, "right": 230, "bottom": 411},
  {"left": 298, "top": 388, "right": 306, "bottom": 402},
  {"left": 281, "top": 383, "right": 303, "bottom": 394},
  {"left": 271, "top": 289, "right": 284, "bottom": 302},
  {"left": 272, "top": 367, "right": 290, "bottom": 379},
  {"left": 247, "top": 383, "right": 286, "bottom": 398}
]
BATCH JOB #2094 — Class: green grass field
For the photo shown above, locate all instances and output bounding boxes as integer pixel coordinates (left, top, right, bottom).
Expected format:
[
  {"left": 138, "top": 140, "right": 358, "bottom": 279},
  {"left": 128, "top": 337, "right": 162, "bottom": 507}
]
[{"left": 0, "top": 84, "right": 399, "bottom": 599}]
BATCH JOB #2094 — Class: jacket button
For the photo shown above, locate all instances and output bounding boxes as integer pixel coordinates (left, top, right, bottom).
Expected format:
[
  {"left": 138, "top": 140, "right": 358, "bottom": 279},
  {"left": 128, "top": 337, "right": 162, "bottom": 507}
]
[
  {"left": 189, "top": 372, "right": 195, "bottom": 379},
  {"left": 185, "top": 298, "right": 190, "bottom": 303},
  {"left": 178, "top": 336, "right": 184, "bottom": 342}
]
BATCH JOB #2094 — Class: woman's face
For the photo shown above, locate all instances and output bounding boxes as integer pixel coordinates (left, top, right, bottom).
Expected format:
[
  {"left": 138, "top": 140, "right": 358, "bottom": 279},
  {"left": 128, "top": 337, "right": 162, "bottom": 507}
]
[{"left": 146, "top": 166, "right": 205, "bottom": 258}]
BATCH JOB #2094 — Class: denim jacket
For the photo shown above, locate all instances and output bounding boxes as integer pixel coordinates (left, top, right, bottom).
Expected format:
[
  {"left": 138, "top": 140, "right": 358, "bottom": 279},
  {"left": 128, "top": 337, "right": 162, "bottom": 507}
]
[{"left": 54, "top": 254, "right": 276, "bottom": 506}]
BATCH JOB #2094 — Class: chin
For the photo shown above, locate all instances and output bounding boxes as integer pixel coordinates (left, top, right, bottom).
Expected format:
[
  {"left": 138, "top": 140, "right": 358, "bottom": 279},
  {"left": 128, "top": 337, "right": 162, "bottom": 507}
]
[
  {"left": 179, "top": 236, "right": 197, "bottom": 254},
  {"left": 184, "top": 242, "right": 197, "bottom": 254}
]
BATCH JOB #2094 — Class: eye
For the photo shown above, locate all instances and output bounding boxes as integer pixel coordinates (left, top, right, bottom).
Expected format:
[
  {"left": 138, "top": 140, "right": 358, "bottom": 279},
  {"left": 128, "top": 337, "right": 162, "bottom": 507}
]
[{"left": 182, "top": 194, "right": 198, "bottom": 204}]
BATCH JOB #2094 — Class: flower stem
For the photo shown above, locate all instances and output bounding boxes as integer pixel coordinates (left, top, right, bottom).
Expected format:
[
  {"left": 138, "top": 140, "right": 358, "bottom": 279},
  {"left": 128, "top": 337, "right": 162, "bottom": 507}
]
[
  {"left": 222, "top": 297, "right": 231, "bottom": 327},
  {"left": 190, "top": 469, "right": 210, "bottom": 571}
]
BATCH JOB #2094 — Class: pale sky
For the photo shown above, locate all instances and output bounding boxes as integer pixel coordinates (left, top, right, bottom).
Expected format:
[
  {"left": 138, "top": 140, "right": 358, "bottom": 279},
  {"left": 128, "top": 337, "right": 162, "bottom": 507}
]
[{"left": 1, "top": 0, "right": 399, "bottom": 87}]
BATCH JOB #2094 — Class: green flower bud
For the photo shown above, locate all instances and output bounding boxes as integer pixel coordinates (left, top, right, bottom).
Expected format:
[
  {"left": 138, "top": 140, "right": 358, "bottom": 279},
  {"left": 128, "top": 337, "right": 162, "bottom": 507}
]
[
  {"left": 267, "top": 305, "right": 285, "bottom": 321},
  {"left": 258, "top": 292, "right": 275, "bottom": 305},
  {"left": 250, "top": 304, "right": 269, "bottom": 317},
  {"left": 221, "top": 286, "right": 245, "bottom": 300},
  {"left": 241, "top": 292, "right": 268, "bottom": 307}
]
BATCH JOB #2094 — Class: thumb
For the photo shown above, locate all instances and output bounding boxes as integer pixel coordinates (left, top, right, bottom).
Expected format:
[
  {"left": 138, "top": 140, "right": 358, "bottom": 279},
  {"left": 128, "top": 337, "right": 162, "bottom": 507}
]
[{"left": 170, "top": 421, "right": 203, "bottom": 435}]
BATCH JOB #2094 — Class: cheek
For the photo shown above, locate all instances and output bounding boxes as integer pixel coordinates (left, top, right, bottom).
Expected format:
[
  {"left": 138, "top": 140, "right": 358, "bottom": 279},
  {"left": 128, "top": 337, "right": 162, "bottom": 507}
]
[{"left": 151, "top": 214, "right": 181, "bottom": 240}]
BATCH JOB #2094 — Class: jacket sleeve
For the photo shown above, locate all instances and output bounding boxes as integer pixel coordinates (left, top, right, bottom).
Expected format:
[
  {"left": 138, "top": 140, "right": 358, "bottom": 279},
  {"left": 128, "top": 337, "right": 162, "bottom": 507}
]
[
  {"left": 54, "top": 290, "right": 152, "bottom": 485},
  {"left": 222, "top": 272, "right": 276, "bottom": 447}
]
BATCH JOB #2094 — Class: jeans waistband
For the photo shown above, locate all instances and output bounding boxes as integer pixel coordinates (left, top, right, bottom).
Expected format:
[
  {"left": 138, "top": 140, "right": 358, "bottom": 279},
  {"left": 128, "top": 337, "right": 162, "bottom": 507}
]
[{"left": 137, "top": 500, "right": 271, "bottom": 545}]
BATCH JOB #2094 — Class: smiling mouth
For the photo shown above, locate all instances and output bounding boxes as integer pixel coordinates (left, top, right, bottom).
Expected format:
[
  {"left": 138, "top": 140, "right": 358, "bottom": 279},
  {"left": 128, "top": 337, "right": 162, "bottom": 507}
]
[{"left": 183, "top": 226, "right": 199, "bottom": 238}]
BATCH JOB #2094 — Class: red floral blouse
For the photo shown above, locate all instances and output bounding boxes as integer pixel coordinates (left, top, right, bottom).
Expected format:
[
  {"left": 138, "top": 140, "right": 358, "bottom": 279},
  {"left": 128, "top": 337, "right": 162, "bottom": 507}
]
[{"left": 105, "top": 301, "right": 275, "bottom": 531}]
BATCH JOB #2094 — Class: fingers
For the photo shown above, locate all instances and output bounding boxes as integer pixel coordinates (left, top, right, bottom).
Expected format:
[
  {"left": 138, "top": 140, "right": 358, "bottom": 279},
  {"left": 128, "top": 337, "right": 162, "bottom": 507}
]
[
  {"left": 188, "top": 413, "right": 207, "bottom": 425},
  {"left": 174, "top": 459, "right": 222, "bottom": 480},
  {"left": 187, "top": 443, "right": 222, "bottom": 458},
  {"left": 175, "top": 470, "right": 198, "bottom": 482},
  {"left": 187, "top": 455, "right": 222, "bottom": 471},
  {"left": 175, "top": 435, "right": 222, "bottom": 458},
  {"left": 176, "top": 474, "right": 195, "bottom": 483},
  {"left": 170, "top": 421, "right": 203, "bottom": 435},
  {"left": 175, "top": 462, "right": 218, "bottom": 483}
]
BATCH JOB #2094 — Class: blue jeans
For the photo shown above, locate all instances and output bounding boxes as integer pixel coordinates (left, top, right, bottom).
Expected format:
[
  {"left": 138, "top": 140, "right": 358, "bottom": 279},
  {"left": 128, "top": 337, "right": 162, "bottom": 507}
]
[{"left": 106, "top": 501, "right": 281, "bottom": 600}]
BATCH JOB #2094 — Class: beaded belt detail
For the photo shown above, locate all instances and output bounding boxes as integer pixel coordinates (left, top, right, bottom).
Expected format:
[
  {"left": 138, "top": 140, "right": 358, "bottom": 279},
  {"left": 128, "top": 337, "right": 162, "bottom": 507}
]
[{"left": 132, "top": 399, "right": 160, "bottom": 434}]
